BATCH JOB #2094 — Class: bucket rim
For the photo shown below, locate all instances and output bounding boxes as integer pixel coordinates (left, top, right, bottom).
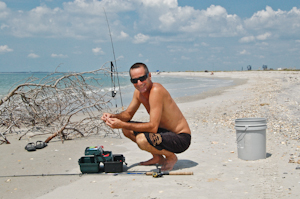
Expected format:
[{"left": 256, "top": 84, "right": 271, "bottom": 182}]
[
  {"left": 235, "top": 124, "right": 267, "bottom": 127},
  {"left": 235, "top": 117, "right": 267, "bottom": 122}
]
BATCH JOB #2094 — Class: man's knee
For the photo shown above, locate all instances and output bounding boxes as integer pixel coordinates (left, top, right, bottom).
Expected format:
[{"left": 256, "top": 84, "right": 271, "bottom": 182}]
[
  {"left": 122, "top": 129, "right": 136, "bottom": 142},
  {"left": 135, "top": 133, "right": 149, "bottom": 150},
  {"left": 122, "top": 129, "right": 131, "bottom": 138}
]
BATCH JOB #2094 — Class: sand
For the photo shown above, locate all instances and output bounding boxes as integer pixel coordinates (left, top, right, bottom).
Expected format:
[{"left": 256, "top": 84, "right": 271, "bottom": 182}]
[{"left": 1, "top": 71, "right": 300, "bottom": 199}]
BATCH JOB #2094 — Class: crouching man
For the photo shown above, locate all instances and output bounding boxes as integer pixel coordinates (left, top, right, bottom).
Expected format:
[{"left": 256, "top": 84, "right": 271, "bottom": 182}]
[{"left": 101, "top": 63, "right": 191, "bottom": 171}]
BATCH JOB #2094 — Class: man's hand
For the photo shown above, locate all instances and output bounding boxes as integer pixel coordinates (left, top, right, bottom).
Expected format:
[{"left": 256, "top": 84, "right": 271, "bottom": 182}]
[
  {"left": 105, "top": 118, "right": 123, "bottom": 129},
  {"left": 101, "top": 112, "right": 113, "bottom": 122}
]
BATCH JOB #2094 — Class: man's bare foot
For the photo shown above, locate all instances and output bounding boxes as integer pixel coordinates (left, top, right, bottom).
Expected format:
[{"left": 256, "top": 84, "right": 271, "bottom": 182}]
[
  {"left": 161, "top": 154, "right": 178, "bottom": 171},
  {"left": 139, "top": 155, "right": 165, "bottom": 165}
]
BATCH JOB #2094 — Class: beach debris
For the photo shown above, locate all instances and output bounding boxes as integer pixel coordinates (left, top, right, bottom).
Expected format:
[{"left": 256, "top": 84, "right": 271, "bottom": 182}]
[
  {"left": 260, "top": 103, "right": 269, "bottom": 106},
  {"left": 211, "top": 141, "right": 218, "bottom": 144},
  {"left": 0, "top": 64, "right": 120, "bottom": 144}
]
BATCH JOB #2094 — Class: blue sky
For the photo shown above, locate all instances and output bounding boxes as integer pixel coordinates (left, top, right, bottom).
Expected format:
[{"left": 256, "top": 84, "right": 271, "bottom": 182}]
[{"left": 0, "top": 0, "right": 300, "bottom": 72}]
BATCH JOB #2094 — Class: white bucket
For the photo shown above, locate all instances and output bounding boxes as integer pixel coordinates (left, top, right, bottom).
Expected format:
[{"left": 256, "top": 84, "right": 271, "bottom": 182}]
[{"left": 235, "top": 118, "right": 267, "bottom": 160}]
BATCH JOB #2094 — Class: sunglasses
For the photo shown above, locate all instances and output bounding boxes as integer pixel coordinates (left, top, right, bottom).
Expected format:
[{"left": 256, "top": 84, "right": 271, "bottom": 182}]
[{"left": 130, "top": 73, "right": 149, "bottom": 84}]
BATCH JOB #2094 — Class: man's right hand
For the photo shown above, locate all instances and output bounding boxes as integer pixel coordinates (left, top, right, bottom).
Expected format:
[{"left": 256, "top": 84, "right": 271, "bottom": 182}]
[{"left": 101, "top": 112, "right": 113, "bottom": 122}]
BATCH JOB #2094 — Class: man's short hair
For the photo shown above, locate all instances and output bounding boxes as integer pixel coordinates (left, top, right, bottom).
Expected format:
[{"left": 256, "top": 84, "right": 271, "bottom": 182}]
[{"left": 129, "top": 62, "right": 149, "bottom": 77}]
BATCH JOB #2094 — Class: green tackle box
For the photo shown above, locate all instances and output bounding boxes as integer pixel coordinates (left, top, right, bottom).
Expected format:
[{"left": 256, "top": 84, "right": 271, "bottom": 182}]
[
  {"left": 84, "top": 146, "right": 104, "bottom": 156},
  {"left": 78, "top": 156, "right": 100, "bottom": 173},
  {"left": 94, "top": 151, "right": 113, "bottom": 162}
]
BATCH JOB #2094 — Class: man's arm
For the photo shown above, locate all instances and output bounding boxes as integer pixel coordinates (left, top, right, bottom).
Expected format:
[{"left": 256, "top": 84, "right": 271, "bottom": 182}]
[
  {"left": 101, "top": 90, "right": 141, "bottom": 122},
  {"left": 107, "top": 85, "right": 164, "bottom": 133}
]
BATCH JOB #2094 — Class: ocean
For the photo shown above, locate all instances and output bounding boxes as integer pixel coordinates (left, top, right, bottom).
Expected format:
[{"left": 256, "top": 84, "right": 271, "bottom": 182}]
[{"left": 0, "top": 72, "right": 233, "bottom": 107}]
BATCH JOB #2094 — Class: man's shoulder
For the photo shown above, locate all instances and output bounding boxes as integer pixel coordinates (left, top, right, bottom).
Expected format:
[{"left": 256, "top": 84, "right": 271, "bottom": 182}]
[
  {"left": 152, "top": 82, "right": 165, "bottom": 89},
  {"left": 151, "top": 83, "right": 169, "bottom": 95}
]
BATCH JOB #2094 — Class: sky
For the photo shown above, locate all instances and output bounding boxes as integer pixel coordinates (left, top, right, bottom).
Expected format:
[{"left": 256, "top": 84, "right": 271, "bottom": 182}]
[{"left": 0, "top": 0, "right": 300, "bottom": 72}]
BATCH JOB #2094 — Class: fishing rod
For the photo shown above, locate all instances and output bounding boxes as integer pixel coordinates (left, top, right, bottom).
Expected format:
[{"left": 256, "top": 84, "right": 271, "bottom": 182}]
[
  {"left": 0, "top": 171, "right": 193, "bottom": 178},
  {"left": 103, "top": 8, "right": 124, "bottom": 110}
]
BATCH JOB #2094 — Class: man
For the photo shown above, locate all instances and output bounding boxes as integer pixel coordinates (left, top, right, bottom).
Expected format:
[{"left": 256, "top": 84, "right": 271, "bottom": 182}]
[{"left": 101, "top": 63, "right": 191, "bottom": 171}]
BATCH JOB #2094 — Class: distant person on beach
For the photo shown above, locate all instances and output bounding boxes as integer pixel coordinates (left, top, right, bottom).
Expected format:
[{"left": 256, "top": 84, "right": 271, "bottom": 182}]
[{"left": 101, "top": 62, "right": 191, "bottom": 171}]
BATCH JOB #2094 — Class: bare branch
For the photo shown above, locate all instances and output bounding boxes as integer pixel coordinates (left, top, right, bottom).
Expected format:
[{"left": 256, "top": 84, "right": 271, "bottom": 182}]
[{"left": 0, "top": 62, "right": 122, "bottom": 144}]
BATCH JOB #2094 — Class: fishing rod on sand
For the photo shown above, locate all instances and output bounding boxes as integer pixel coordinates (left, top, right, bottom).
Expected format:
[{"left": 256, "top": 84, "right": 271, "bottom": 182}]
[{"left": 0, "top": 171, "right": 193, "bottom": 178}]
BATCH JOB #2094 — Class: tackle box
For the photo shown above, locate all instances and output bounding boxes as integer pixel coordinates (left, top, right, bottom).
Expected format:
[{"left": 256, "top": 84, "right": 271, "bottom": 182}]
[
  {"left": 84, "top": 146, "right": 104, "bottom": 156},
  {"left": 78, "top": 156, "right": 100, "bottom": 173},
  {"left": 78, "top": 146, "right": 126, "bottom": 173},
  {"left": 104, "top": 154, "right": 125, "bottom": 173},
  {"left": 94, "top": 151, "right": 113, "bottom": 162}
]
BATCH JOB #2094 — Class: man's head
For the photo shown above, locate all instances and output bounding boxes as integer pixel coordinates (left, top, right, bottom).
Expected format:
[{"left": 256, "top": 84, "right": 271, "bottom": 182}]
[
  {"left": 129, "top": 62, "right": 152, "bottom": 93},
  {"left": 129, "top": 62, "right": 149, "bottom": 78}
]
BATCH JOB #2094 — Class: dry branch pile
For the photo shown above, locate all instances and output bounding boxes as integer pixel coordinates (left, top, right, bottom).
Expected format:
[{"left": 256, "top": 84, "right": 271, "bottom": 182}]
[{"left": 0, "top": 63, "right": 120, "bottom": 144}]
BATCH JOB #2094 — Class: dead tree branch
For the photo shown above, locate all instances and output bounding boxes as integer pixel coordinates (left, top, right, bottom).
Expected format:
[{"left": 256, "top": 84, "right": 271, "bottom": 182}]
[{"left": 0, "top": 62, "right": 121, "bottom": 144}]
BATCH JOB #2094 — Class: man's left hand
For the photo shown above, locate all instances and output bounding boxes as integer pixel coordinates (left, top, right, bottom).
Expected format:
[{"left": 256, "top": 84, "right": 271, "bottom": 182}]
[{"left": 105, "top": 118, "right": 123, "bottom": 129}]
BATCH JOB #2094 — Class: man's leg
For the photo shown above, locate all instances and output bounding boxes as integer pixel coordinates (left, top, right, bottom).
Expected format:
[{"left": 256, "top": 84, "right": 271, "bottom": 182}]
[
  {"left": 122, "top": 128, "right": 136, "bottom": 142},
  {"left": 122, "top": 129, "right": 164, "bottom": 166},
  {"left": 135, "top": 133, "right": 177, "bottom": 171},
  {"left": 139, "top": 153, "right": 165, "bottom": 166}
]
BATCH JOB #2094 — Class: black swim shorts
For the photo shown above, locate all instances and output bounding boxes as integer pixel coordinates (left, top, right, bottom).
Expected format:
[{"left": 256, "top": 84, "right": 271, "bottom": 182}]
[{"left": 134, "top": 127, "right": 191, "bottom": 154}]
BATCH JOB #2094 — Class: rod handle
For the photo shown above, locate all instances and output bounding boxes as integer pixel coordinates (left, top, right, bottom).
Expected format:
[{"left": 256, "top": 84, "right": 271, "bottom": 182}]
[{"left": 145, "top": 171, "right": 193, "bottom": 175}]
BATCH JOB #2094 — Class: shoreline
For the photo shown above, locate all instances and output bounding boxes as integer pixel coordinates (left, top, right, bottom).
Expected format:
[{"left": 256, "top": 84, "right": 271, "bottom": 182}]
[{"left": 1, "top": 71, "right": 300, "bottom": 199}]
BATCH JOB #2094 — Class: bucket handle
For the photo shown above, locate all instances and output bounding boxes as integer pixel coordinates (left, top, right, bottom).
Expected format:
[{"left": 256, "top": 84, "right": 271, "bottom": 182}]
[{"left": 236, "top": 125, "right": 249, "bottom": 148}]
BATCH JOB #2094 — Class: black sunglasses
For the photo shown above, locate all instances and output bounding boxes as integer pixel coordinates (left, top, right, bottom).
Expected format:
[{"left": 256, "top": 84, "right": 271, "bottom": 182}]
[{"left": 130, "top": 73, "right": 149, "bottom": 84}]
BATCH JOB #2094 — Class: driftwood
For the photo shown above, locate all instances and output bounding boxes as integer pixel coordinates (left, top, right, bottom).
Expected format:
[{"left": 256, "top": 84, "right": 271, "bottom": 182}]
[{"left": 0, "top": 63, "right": 121, "bottom": 144}]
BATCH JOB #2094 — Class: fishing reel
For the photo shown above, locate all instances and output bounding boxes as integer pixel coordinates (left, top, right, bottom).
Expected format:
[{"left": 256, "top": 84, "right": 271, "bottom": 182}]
[{"left": 111, "top": 90, "right": 117, "bottom": 97}]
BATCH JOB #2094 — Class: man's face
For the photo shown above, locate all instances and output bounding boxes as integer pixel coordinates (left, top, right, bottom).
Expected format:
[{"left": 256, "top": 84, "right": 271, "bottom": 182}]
[{"left": 130, "top": 67, "right": 151, "bottom": 93}]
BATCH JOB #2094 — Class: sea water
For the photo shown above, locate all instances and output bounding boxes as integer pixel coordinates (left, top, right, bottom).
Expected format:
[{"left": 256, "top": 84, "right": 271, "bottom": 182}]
[{"left": 0, "top": 72, "right": 233, "bottom": 107}]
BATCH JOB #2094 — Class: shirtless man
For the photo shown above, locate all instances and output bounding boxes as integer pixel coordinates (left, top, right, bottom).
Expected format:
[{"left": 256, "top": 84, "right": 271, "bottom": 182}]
[{"left": 101, "top": 63, "right": 191, "bottom": 171}]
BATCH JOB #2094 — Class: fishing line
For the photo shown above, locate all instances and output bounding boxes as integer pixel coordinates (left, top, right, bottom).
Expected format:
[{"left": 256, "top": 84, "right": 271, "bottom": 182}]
[{"left": 103, "top": 8, "right": 124, "bottom": 110}]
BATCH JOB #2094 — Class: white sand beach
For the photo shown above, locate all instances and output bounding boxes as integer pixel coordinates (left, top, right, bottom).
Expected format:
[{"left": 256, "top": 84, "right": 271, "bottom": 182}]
[{"left": 1, "top": 71, "right": 300, "bottom": 199}]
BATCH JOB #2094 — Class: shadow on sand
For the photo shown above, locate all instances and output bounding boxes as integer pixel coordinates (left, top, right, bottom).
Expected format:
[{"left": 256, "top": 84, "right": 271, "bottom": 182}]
[{"left": 125, "top": 159, "right": 198, "bottom": 172}]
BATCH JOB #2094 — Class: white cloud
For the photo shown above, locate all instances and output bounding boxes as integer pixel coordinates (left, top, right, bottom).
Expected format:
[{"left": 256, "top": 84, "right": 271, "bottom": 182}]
[
  {"left": 239, "top": 49, "right": 249, "bottom": 55},
  {"left": 51, "top": 53, "right": 68, "bottom": 58},
  {"left": 117, "top": 55, "right": 124, "bottom": 60},
  {"left": 157, "top": 4, "right": 243, "bottom": 37},
  {"left": 0, "top": 1, "right": 6, "bottom": 9},
  {"left": 239, "top": 36, "right": 255, "bottom": 43},
  {"left": 0, "top": 1, "right": 9, "bottom": 19},
  {"left": 0, "top": 45, "right": 13, "bottom": 53},
  {"left": 139, "top": 53, "right": 143, "bottom": 57},
  {"left": 1, "top": 1, "right": 300, "bottom": 46},
  {"left": 92, "top": 47, "right": 105, "bottom": 55},
  {"left": 256, "top": 32, "right": 271, "bottom": 40},
  {"left": 244, "top": 6, "right": 300, "bottom": 38},
  {"left": 181, "top": 56, "right": 190, "bottom": 60},
  {"left": 119, "top": 31, "right": 129, "bottom": 39},
  {"left": 1, "top": 24, "right": 9, "bottom": 29},
  {"left": 133, "top": 33, "right": 150, "bottom": 44},
  {"left": 28, "top": 53, "right": 39, "bottom": 58},
  {"left": 139, "top": 0, "right": 178, "bottom": 8}
]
